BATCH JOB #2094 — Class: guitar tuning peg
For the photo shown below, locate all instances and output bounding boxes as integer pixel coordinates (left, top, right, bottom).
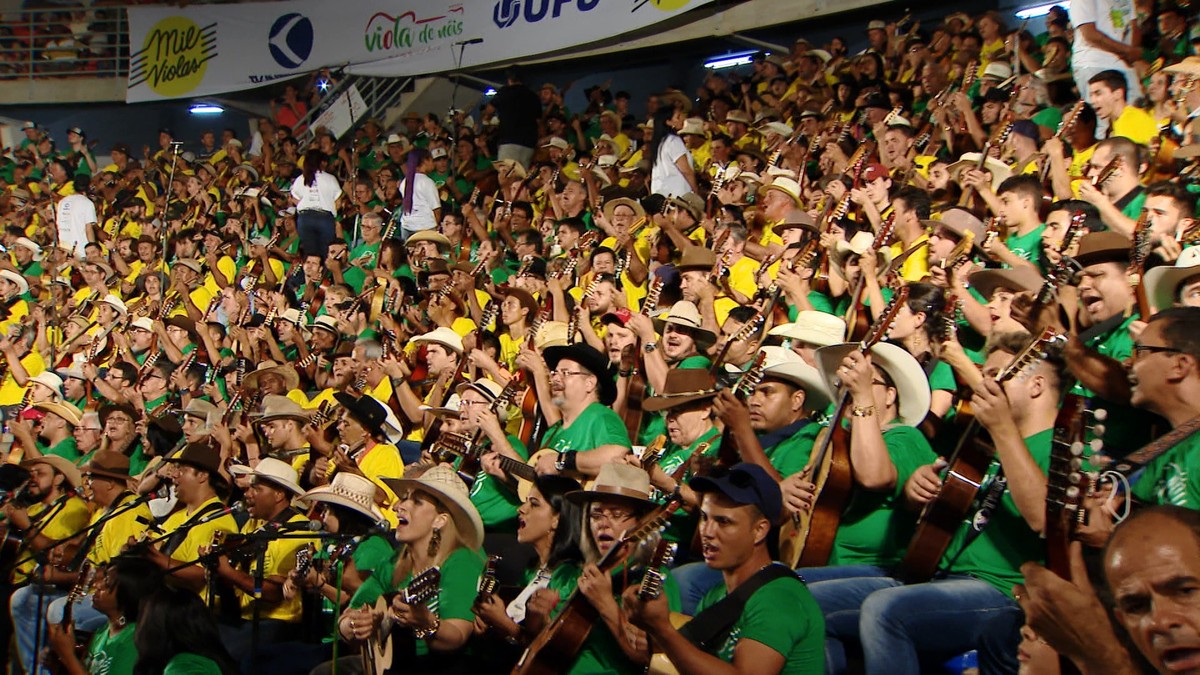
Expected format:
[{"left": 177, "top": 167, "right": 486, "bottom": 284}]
[
  {"left": 1089, "top": 423, "right": 1106, "bottom": 438},
  {"left": 1091, "top": 408, "right": 1108, "bottom": 422},
  {"left": 1068, "top": 441, "right": 1085, "bottom": 456},
  {"left": 1089, "top": 439, "right": 1104, "bottom": 453}
]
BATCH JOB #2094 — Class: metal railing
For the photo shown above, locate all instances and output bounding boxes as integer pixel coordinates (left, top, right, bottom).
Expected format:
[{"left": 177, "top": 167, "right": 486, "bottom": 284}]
[
  {"left": 296, "top": 74, "right": 416, "bottom": 140},
  {"left": 0, "top": 6, "right": 129, "bottom": 80}
]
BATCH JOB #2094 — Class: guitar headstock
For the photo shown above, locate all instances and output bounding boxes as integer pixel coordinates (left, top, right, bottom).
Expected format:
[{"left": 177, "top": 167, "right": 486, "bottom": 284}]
[
  {"left": 403, "top": 567, "right": 442, "bottom": 607},
  {"left": 862, "top": 286, "right": 910, "bottom": 349},
  {"left": 1046, "top": 395, "right": 1107, "bottom": 578},
  {"left": 735, "top": 350, "right": 769, "bottom": 399},
  {"left": 637, "top": 541, "right": 678, "bottom": 601},
  {"left": 997, "top": 328, "right": 1065, "bottom": 383},
  {"left": 295, "top": 544, "right": 315, "bottom": 580},
  {"left": 1130, "top": 209, "right": 1152, "bottom": 276},
  {"left": 642, "top": 276, "right": 665, "bottom": 314},
  {"left": 475, "top": 555, "right": 502, "bottom": 603}
]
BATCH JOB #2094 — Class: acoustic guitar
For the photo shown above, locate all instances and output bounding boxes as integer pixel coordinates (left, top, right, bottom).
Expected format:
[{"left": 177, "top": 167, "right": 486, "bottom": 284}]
[
  {"left": 512, "top": 496, "right": 680, "bottom": 675},
  {"left": 778, "top": 286, "right": 908, "bottom": 569},
  {"left": 361, "top": 566, "right": 442, "bottom": 675},
  {"left": 896, "top": 329, "right": 1064, "bottom": 583}
]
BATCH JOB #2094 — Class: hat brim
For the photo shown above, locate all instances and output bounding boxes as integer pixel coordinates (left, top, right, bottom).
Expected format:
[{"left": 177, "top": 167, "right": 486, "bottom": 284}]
[
  {"left": 563, "top": 485, "right": 657, "bottom": 510},
  {"left": 243, "top": 365, "right": 301, "bottom": 393},
  {"left": 22, "top": 456, "right": 82, "bottom": 488},
  {"left": 968, "top": 268, "right": 1044, "bottom": 300},
  {"left": 379, "top": 476, "right": 484, "bottom": 550},
  {"left": 641, "top": 390, "right": 717, "bottom": 413},
  {"left": 761, "top": 363, "right": 832, "bottom": 411},
  {"left": 816, "top": 342, "right": 931, "bottom": 427},
  {"left": 1144, "top": 264, "right": 1200, "bottom": 315},
  {"left": 543, "top": 344, "right": 617, "bottom": 406},
  {"left": 303, "top": 488, "right": 385, "bottom": 523}
]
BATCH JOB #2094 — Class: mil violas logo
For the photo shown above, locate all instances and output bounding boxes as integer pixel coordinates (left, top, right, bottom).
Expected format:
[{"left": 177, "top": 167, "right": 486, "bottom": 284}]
[
  {"left": 364, "top": 5, "right": 464, "bottom": 54},
  {"left": 129, "top": 16, "right": 217, "bottom": 97}
]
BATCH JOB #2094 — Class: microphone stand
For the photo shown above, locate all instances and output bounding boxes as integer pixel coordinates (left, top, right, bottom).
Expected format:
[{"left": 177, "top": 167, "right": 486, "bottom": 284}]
[{"left": 446, "top": 39, "right": 479, "bottom": 208}]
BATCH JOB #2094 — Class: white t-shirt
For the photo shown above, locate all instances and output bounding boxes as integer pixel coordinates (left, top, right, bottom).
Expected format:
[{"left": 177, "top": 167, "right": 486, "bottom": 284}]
[
  {"left": 290, "top": 171, "right": 342, "bottom": 213},
  {"left": 1071, "top": 0, "right": 1136, "bottom": 69},
  {"left": 397, "top": 173, "right": 441, "bottom": 232},
  {"left": 55, "top": 193, "right": 96, "bottom": 258},
  {"left": 651, "top": 133, "right": 693, "bottom": 198}
]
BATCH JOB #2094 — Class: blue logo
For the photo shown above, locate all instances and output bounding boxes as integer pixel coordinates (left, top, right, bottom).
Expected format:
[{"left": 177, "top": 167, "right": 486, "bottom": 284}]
[
  {"left": 492, "top": 0, "right": 601, "bottom": 30},
  {"left": 268, "top": 13, "right": 313, "bottom": 69}
]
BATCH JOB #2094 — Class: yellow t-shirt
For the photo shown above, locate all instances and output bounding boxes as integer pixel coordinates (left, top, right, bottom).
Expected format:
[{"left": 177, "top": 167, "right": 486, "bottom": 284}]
[
  {"left": 203, "top": 256, "right": 238, "bottom": 297},
  {"left": 1111, "top": 105, "right": 1158, "bottom": 145},
  {"left": 160, "top": 496, "right": 238, "bottom": 568},
  {"left": 15, "top": 496, "right": 90, "bottom": 582},
  {"left": 237, "top": 511, "right": 314, "bottom": 622},
  {"left": 889, "top": 233, "right": 931, "bottom": 283},
  {"left": 0, "top": 350, "right": 45, "bottom": 406},
  {"left": 89, "top": 493, "right": 153, "bottom": 566},
  {"left": 726, "top": 256, "right": 761, "bottom": 301}
]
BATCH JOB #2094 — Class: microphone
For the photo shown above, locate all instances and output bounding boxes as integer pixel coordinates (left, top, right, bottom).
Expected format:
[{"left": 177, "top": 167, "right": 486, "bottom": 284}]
[{"left": 455, "top": 38, "right": 484, "bottom": 45}]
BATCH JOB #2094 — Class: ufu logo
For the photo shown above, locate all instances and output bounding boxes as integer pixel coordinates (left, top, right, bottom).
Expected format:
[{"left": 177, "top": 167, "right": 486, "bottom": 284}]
[{"left": 493, "top": 0, "right": 601, "bottom": 29}]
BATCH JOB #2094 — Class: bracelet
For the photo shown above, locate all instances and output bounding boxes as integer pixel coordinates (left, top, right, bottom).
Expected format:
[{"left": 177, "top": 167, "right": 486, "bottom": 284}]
[
  {"left": 414, "top": 615, "right": 441, "bottom": 640},
  {"left": 851, "top": 405, "right": 876, "bottom": 418},
  {"left": 555, "top": 451, "right": 578, "bottom": 473}
]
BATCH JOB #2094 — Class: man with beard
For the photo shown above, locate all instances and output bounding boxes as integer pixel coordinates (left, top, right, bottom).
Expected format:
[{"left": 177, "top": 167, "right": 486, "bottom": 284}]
[
  {"left": 9, "top": 401, "right": 80, "bottom": 463},
  {"left": 143, "top": 443, "right": 238, "bottom": 594},
  {"left": 5, "top": 455, "right": 89, "bottom": 675},
  {"left": 627, "top": 301, "right": 717, "bottom": 445},
  {"left": 532, "top": 343, "right": 631, "bottom": 479},
  {"left": 251, "top": 395, "right": 314, "bottom": 474},
  {"left": 215, "top": 459, "right": 312, "bottom": 660}
]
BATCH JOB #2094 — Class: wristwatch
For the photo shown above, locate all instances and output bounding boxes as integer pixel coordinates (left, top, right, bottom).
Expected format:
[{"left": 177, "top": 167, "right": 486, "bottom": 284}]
[
  {"left": 643, "top": 341, "right": 658, "bottom": 353},
  {"left": 555, "top": 452, "right": 568, "bottom": 472}
]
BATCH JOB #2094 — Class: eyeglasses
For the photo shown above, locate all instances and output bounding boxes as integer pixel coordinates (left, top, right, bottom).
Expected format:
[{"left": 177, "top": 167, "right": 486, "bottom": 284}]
[
  {"left": 550, "top": 369, "right": 590, "bottom": 379},
  {"left": 1133, "top": 344, "right": 1186, "bottom": 359},
  {"left": 589, "top": 508, "right": 636, "bottom": 524}
]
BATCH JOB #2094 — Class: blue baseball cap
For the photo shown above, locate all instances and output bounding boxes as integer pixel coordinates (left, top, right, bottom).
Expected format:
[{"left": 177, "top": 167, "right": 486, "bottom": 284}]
[{"left": 690, "top": 463, "right": 782, "bottom": 524}]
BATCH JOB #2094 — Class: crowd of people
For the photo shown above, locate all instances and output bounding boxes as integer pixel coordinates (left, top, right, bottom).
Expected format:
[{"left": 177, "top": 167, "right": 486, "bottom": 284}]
[{"left": 1, "top": 0, "right": 1200, "bottom": 673}]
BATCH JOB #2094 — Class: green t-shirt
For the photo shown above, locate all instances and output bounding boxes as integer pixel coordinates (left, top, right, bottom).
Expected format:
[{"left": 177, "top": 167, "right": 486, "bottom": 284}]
[
  {"left": 787, "top": 291, "right": 835, "bottom": 321},
  {"left": 945, "top": 429, "right": 1052, "bottom": 595},
  {"left": 1119, "top": 189, "right": 1148, "bottom": 222},
  {"left": 349, "top": 241, "right": 381, "bottom": 270},
  {"left": 163, "top": 653, "right": 223, "bottom": 675},
  {"left": 41, "top": 436, "right": 80, "bottom": 463},
  {"left": 86, "top": 622, "right": 137, "bottom": 675},
  {"left": 540, "top": 402, "right": 632, "bottom": 454},
  {"left": 695, "top": 573, "right": 825, "bottom": 674},
  {"left": 828, "top": 424, "right": 936, "bottom": 567},
  {"left": 1132, "top": 429, "right": 1200, "bottom": 508},
  {"left": 350, "top": 546, "right": 486, "bottom": 657},
  {"left": 1004, "top": 224, "right": 1046, "bottom": 273},
  {"left": 762, "top": 421, "right": 823, "bottom": 478},
  {"left": 552, "top": 561, "right": 681, "bottom": 675},
  {"left": 468, "top": 434, "right": 529, "bottom": 531},
  {"left": 655, "top": 426, "right": 722, "bottom": 543},
  {"left": 1072, "top": 313, "right": 1159, "bottom": 456}
]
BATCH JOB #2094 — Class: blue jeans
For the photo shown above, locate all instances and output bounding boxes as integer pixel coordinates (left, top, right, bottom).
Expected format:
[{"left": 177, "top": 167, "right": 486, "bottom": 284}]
[
  {"left": 802, "top": 565, "right": 899, "bottom": 673},
  {"left": 859, "top": 576, "right": 1020, "bottom": 675},
  {"left": 47, "top": 592, "right": 106, "bottom": 633},
  {"left": 669, "top": 562, "right": 725, "bottom": 616},
  {"left": 297, "top": 209, "right": 337, "bottom": 258},
  {"left": 11, "top": 584, "right": 67, "bottom": 675}
]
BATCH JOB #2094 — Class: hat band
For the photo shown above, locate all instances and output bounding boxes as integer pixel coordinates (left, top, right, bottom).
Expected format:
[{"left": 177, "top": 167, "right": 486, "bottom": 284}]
[
  {"left": 329, "top": 484, "right": 374, "bottom": 509},
  {"left": 590, "top": 484, "right": 652, "bottom": 501},
  {"left": 655, "top": 388, "right": 717, "bottom": 399}
]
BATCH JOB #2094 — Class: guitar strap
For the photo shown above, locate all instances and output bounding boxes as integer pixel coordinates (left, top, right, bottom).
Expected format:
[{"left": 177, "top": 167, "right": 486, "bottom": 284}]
[
  {"left": 678, "top": 564, "right": 800, "bottom": 651},
  {"left": 160, "top": 500, "right": 226, "bottom": 558},
  {"left": 937, "top": 466, "right": 1008, "bottom": 576},
  {"left": 1113, "top": 415, "right": 1200, "bottom": 476}
]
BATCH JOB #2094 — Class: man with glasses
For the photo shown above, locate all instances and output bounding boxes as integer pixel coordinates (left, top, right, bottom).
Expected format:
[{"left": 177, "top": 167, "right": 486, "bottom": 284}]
[
  {"left": 1127, "top": 307, "right": 1200, "bottom": 508},
  {"left": 533, "top": 343, "right": 632, "bottom": 479},
  {"left": 348, "top": 211, "right": 384, "bottom": 270},
  {"left": 73, "top": 412, "right": 103, "bottom": 465},
  {"left": 456, "top": 378, "right": 529, "bottom": 534}
]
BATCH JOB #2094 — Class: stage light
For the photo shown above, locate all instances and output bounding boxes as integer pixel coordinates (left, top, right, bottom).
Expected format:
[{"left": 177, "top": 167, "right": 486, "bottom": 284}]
[
  {"left": 189, "top": 104, "right": 224, "bottom": 115},
  {"left": 704, "top": 51, "right": 758, "bottom": 70},
  {"left": 1015, "top": 1, "right": 1069, "bottom": 19}
]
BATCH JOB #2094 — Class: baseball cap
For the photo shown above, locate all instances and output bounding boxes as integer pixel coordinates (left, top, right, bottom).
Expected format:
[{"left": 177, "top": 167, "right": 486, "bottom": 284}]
[{"left": 690, "top": 463, "right": 782, "bottom": 524}]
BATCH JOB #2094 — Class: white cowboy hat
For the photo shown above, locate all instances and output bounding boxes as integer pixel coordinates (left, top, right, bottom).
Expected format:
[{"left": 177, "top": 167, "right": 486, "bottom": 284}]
[
  {"left": 768, "top": 312, "right": 848, "bottom": 347},
  {"left": 815, "top": 342, "right": 932, "bottom": 427},
  {"left": 1144, "top": 246, "right": 1200, "bottom": 314},
  {"left": 759, "top": 346, "right": 833, "bottom": 411},
  {"left": 412, "top": 327, "right": 465, "bottom": 355},
  {"left": 304, "top": 473, "right": 385, "bottom": 524},
  {"left": 229, "top": 457, "right": 305, "bottom": 497},
  {"left": 382, "top": 464, "right": 485, "bottom": 550}
]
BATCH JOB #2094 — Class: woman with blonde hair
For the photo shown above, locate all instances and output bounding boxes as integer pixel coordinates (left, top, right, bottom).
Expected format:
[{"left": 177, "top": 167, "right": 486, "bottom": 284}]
[{"left": 316, "top": 463, "right": 485, "bottom": 675}]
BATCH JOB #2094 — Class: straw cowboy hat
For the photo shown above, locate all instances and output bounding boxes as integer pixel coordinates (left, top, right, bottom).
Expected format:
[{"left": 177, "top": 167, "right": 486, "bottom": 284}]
[
  {"left": 455, "top": 378, "right": 510, "bottom": 419},
  {"left": 815, "top": 342, "right": 932, "bottom": 427},
  {"left": 382, "top": 464, "right": 485, "bottom": 550},
  {"left": 947, "top": 153, "right": 1013, "bottom": 192},
  {"left": 251, "top": 395, "right": 314, "bottom": 424},
  {"left": 412, "top": 327, "right": 465, "bottom": 355},
  {"left": 565, "top": 463, "right": 657, "bottom": 510},
  {"left": 829, "top": 231, "right": 893, "bottom": 278},
  {"left": 759, "top": 346, "right": 833, "bottom": 411},
  {"left": 32, "top": 401, "right": 81, "bottom": 427},
  {"left": 759, "top": 177, "right": 803, "bottom": 206},
  {"left": 657, "top": 301, "right": 718, "bottom": 351},
  {"left": 228, "top": 457, "right": 305, "bottom": 498},
  {"left": 177, "top": 399, "right": 219, "bottom": 432},
  {"left": 602, "top": 197, "right": 646, "bottom": 223},
  {"left": 642, "top": 368, "right": 719, "bottom": 413},
  {"left": 1144, "top": 246, "right": 1200, "bottom": 313},
  {"left": 304, "top": 473, "right": 385, "bottom": 523},
  {"left": 242, "top": 361, "right": 301, "bottom": 393},
  {"left": 22, "top": 455, "right": 82, "bottom": 489},
  {"left": 768, "top": 311, "right": 848, "bottom": 348}
]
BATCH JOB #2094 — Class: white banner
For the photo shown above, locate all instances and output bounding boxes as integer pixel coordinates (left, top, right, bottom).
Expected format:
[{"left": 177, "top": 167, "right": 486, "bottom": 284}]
[
  {"left": 126, "top": 0, "right": 714, "bottom": 103},
  {"left": 312, "top": 83, "right": 367, "bottom": 140}
]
